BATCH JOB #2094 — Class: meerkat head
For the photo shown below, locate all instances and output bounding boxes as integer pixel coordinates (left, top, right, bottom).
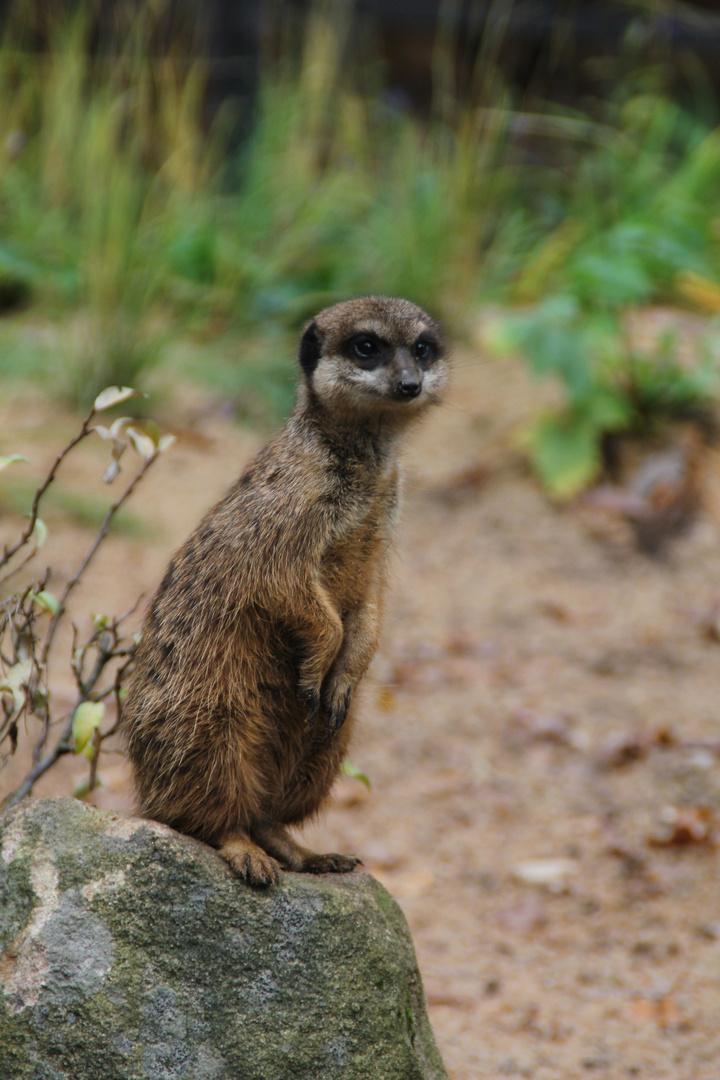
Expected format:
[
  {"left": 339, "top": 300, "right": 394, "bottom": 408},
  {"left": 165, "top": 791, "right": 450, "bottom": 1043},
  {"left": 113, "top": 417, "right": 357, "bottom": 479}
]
[{"left": 297, "top": 296, "right": 447, "bottom": 422}]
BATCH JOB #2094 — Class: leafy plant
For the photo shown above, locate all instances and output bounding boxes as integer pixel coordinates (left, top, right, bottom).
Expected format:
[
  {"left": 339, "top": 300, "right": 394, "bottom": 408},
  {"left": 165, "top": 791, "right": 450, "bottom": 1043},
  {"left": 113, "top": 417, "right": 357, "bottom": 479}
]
[
  {"left": 0, "top": 386, "right": 174, "bottom": 807},
  {"left": 502, "top": 295, "right": 717, "bottom": 499},
  {"left": 500, "top": 92, "right": 720, "bottom": 498}
]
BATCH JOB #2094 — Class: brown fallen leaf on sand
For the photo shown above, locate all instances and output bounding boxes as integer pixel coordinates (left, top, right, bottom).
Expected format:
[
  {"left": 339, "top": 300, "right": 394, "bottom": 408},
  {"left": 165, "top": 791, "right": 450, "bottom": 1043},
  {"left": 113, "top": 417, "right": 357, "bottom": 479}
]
[
  {"left": 595, "top": 725, "right": 676, "bottom": 770},
  {"left": 648, "top": 805, "right": 720, "bottom": 848},
  {"left": 595, "top": 729, "right": 651, "bottom": 770}
]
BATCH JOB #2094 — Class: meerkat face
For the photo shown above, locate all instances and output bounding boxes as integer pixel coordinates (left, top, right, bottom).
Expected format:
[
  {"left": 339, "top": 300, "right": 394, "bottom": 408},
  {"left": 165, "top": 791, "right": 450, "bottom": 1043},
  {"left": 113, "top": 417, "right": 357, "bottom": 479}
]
[{"left": 298, "top": 296, "right": 447, "bottom": 419}]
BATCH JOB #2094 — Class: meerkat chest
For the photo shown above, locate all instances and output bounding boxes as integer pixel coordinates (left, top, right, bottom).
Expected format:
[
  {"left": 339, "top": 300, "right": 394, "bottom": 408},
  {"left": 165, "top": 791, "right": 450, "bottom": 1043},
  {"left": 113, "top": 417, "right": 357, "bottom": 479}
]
[{"left": 320, "top": 480, "right": 397, "bottom": 605}]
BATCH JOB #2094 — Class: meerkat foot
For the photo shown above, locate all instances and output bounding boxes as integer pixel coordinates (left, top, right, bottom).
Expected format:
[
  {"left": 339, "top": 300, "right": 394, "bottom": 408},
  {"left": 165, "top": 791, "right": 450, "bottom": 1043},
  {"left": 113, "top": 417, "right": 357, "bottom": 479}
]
[
  {"left": 219, "top": 833, "right": 281, "bottom": 887},
  {"left": 251, "top": 823, "right": 362, "bottom": 875},
  {"left": 301, "top": 852, "right": 363, "bottom": 874}
]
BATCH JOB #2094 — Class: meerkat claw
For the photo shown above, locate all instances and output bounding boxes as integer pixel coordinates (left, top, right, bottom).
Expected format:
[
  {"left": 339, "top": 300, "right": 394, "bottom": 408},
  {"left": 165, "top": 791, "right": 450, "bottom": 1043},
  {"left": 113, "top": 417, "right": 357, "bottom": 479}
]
[{"left": 322, "top": 686, "right": 352, "bottom": 736}]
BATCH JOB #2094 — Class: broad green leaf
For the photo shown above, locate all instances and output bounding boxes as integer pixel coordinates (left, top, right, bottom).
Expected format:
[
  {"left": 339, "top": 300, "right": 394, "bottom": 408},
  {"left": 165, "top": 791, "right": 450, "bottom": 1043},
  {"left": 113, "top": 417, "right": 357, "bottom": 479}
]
[
  {"left": 93, "top": 387, "right": 141, "bottom": 412},
  {"left": 582, "top": 387, "right": 633, "bottom": 430},
  {"left": 527, "top": 413, "right": 602, "bottom": 501},
  {"left": 0, "top": 454, "right": 27, "bottom": 471},
  {"left": 341, "top": 757, "right": 371, "bottom": 789},
  {"left": 72, "top": 701, "right": 105, "bottom": 756}
]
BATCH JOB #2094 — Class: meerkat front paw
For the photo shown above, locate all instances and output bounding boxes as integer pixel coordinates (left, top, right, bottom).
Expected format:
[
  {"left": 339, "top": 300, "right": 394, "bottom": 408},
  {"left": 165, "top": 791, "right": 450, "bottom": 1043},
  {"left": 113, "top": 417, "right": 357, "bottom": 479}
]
[{"left": 321, "top": 681, "right": 354, "bottom": 736}]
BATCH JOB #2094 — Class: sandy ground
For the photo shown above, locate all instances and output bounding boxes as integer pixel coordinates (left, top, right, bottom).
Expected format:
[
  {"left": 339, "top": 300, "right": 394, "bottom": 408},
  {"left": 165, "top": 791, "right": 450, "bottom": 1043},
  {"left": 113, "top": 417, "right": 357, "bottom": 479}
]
[{"left": 2, "top": 333, "right": 720, "bottom": 1079}]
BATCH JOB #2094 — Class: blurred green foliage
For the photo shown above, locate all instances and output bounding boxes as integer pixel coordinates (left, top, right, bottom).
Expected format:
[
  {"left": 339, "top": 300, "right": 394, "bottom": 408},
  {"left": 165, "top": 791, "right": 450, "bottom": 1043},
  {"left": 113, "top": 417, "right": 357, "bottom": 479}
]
[
  {"left": 502, "top": 93, "right": 720, "bottom": 497},
  {"left": 0, "top": 2, "right": 719, "bottom": 498}
]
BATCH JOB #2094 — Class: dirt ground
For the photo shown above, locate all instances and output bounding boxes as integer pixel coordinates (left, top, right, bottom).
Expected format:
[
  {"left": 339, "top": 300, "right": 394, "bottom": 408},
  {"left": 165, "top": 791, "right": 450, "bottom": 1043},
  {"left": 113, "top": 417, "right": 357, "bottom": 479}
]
[{"left": 3, "top": 329, "right": 720, "bottom": 1079}]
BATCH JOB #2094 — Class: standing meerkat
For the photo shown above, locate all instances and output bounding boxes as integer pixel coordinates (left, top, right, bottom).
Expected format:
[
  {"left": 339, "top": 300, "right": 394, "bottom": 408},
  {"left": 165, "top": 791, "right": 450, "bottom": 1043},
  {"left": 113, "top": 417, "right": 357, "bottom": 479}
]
[{"left": 123, "top": 296, "right": 447, "bottom": 886}]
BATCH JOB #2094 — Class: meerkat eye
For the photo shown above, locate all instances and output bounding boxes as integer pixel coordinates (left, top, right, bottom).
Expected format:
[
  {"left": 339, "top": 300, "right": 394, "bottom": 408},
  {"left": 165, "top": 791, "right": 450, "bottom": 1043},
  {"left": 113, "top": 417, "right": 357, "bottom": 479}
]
[
  {"left": 414, "top": 340, "right": 436, "bottom": 364},
  {"left": 353, "top": 337, "right": 380, "bottom": 360}
]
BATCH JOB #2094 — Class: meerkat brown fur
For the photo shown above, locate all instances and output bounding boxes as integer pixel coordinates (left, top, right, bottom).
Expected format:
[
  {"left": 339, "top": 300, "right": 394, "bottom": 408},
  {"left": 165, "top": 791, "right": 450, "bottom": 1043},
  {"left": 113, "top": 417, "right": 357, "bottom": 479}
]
[{"left": 123, "top": 296, "right": 447, "bottom": 886}]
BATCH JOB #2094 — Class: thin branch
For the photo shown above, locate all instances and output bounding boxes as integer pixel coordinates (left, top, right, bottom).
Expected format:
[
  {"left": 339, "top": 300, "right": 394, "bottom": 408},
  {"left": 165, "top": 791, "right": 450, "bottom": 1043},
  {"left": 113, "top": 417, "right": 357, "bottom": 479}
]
[
  {"left": 0, "top": 405, "right": 98, "bottom": 570},
  {"left": 0, "top": 712, "right": 75, "bottom": 809},
  {"left": 40, "top": 450, "right": 160, "bottom": 669}
]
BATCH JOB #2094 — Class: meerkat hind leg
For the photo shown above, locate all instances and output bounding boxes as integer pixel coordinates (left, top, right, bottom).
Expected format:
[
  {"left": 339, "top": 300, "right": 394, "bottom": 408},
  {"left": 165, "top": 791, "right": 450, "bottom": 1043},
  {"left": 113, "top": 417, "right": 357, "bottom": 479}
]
[
  {"left": 219, "top": 830, "right": 281, "bottom": 887},
  {"left": 252, "top": 823, "right": 362, "bottom": 875}
]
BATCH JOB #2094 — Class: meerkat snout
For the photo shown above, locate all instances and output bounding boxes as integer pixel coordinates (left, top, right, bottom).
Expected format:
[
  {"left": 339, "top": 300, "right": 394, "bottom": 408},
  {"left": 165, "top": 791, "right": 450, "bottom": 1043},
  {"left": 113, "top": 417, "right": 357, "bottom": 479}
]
[{"left": 396, "top": 378, "right": 421, "bottom": 399}]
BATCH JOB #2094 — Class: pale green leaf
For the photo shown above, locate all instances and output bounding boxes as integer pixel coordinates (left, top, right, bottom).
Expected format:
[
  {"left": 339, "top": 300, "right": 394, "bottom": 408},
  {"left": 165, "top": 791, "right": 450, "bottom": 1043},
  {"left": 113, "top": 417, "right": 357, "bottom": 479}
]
[
  {"left": 0, "top": 454, "right": 28, "bottom": 471},
  {"left": 72, "top": 701, "right": 105, "bottom": 756},
  {"left": 93, "top": 387, "right": 142, "bottom": 412},
  {"left": 72, "top": 776, "right": 102, "bottom": 800},
  {"left": 32, "top": 590, "right": 60, "bottom": 615},
  {"left": 32, "top": 518, "right": 47, "bottom": 548},
  {"left": 109, "top": 417, "right": 132, "bottom": 439},
  {"left": 103, "top": 460, "right": 121, "bottom": 484},
  {"left": 127, "top": 427, "right": 157, "bottom": 461},
  {"left": 158, "top": 434, "right": 177, "bottom": 453},
  {"left": 0, "top": 659, "right": 32, "bottom": 712},
  {"left": 341, "top": 757, "right": 371, "bottom": 789}
]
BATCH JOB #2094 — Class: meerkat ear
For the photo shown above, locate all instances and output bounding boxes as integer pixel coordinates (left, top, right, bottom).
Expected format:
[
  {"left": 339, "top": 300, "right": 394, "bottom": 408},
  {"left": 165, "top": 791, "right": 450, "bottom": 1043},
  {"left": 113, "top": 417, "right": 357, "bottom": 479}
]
[{"left": 299, "top": 321, "right": 322, "bottom": 377}]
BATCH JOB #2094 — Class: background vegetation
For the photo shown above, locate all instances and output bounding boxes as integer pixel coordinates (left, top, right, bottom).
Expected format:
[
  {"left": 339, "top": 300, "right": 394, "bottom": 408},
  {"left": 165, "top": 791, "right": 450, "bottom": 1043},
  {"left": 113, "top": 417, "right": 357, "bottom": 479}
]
[{"left": 0, "top": 0, "right": 719, "bottom": 484}]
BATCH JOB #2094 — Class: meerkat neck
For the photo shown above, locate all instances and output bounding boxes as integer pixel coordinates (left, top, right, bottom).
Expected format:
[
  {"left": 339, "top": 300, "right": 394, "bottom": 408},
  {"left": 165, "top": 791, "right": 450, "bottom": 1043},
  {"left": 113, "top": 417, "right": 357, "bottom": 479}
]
[{"left": 293, "top": 381, "right": 409, "bottom": 463}]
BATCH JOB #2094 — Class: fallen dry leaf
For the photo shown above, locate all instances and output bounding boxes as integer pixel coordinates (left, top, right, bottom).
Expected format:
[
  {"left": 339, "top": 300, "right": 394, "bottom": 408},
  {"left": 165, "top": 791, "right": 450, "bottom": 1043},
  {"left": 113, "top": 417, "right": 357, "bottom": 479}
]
[
  {"left": 595, "top": 729, "right": 651, "bottom": 770},
  {"left": 648, "top": 805, "right": 719, "bottom": 848}
]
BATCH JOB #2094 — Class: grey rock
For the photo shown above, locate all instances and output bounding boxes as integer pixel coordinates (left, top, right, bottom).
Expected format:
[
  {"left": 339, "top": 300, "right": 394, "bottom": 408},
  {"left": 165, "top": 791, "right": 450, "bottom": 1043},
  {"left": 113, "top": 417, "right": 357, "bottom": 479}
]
[{"left": 0, "top": 798, "right": 449, "bottom": 1080}]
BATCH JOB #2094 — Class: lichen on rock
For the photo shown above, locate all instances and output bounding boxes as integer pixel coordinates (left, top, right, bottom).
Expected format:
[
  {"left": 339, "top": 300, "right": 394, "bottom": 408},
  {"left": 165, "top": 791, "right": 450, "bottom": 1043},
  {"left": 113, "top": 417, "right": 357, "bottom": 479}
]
[{"left": 0, "top": 797, "right": 448, "bottom": 1080}]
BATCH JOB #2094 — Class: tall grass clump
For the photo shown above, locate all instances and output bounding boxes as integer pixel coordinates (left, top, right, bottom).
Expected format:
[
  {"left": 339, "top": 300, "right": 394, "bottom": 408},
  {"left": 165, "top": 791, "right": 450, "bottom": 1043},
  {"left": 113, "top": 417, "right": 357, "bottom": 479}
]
[
  {"left": 0, "top": 3, "right": 221, "bottom": 405},
  {"left": 217, "top": 3, "right": 521, "bottom": 329},
  {"left": 0, "top": 1, "right": 525, "bottom": 413}
]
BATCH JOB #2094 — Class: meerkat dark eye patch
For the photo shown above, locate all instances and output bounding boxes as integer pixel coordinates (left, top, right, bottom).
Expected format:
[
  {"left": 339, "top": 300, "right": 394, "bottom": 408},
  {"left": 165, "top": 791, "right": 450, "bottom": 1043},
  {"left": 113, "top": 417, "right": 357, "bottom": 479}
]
[{"left": 343, "top": 332, "right": 389, "bottom": 369}]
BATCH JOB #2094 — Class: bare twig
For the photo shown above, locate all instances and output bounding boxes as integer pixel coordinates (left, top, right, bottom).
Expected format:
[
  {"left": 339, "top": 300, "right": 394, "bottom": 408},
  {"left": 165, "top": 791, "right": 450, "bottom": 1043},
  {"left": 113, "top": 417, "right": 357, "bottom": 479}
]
[
  {"left": 0, "top": 398, "right": 171, "bottom": 808},
  {"left": 39, "top": 450, "right": 160, "bottom": 669},
  {"left": 0, "top": 405, "right": 98, "bottom": 571}
]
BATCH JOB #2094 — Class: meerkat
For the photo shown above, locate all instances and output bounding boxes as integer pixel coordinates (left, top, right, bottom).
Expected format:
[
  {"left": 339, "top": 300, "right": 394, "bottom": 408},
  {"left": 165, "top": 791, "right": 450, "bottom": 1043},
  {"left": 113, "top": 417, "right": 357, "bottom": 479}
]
[{"left": 123, "top": 296, "right": 447, "bottom": 886}]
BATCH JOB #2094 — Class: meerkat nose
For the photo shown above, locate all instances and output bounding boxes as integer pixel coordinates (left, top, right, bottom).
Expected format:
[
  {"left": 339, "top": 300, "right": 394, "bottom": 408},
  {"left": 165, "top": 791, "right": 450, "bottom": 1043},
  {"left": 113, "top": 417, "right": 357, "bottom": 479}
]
[{"left": 396, "top": 378, "right": 422, "bottom": 399}]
